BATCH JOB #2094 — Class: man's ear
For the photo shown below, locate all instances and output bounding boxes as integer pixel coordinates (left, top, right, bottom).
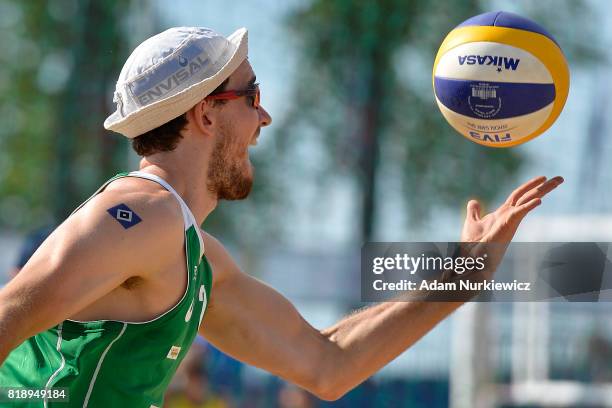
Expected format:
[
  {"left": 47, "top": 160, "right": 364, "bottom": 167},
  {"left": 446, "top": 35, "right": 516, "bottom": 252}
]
[{"left": 188, "top": 99, "right": 215, "bottom": 137}]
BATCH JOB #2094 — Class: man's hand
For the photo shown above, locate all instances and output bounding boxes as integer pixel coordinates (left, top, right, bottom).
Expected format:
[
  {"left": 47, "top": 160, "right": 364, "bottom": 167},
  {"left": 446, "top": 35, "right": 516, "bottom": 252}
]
[
  {"left": 452, "top": 176, "right": 564, "bottom": 282},
  {"left": 461, "top": 176, "right": 564, "bottom": 243}
]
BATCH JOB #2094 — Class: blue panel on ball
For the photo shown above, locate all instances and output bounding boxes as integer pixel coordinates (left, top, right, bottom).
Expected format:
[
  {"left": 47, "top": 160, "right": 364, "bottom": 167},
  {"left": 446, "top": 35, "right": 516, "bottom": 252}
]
[
  {"left": 434, "top": 77, "right": 555, "bottom": 119},
  {"left": 457, "top": 11, "right": 558, "bottom": 45}
]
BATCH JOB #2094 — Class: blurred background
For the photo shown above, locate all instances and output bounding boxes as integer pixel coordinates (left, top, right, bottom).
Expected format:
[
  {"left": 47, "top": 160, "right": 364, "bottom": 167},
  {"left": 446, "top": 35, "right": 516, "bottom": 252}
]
[{"left": 1, "top": 0, "right": 611, "bottom": 406}]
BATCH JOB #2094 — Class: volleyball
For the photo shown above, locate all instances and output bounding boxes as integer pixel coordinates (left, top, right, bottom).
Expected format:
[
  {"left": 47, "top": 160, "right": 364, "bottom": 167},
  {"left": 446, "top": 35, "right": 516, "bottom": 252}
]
[{"left": 432, "top": 11, "right": 570, "bottom": 147}]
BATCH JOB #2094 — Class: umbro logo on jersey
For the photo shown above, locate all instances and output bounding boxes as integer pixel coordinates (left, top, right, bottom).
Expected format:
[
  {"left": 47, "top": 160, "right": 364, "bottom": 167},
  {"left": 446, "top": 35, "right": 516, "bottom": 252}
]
[
  {"left": 107, "top": 204, "right": 142, "bottom": 229},
  {"left": 167, "top": 345, "right": 181, "bottom": 360}
]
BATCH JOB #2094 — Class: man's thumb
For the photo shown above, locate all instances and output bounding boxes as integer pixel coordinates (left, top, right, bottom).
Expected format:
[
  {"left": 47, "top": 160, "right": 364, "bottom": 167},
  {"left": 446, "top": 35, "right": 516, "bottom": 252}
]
[{"left": 467, "top": 200, "right": 482, "bottom": 221}]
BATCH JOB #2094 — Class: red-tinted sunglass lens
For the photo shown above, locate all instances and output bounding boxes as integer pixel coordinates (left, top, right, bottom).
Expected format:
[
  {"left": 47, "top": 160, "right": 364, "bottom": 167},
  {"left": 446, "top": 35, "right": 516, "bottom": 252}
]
[{"left": 255, "top": 89, "right": 260, "bottom": 108}]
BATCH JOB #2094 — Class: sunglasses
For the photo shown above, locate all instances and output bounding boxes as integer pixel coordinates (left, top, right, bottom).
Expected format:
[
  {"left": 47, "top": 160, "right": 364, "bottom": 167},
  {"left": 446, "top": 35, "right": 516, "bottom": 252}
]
[{"left": 206, "top": 83, "right": 260, "bottom": 108}]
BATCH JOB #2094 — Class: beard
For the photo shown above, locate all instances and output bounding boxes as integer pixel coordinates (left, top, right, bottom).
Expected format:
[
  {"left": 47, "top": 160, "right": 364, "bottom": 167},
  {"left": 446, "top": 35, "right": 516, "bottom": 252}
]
[{"left": 206, "top": 124, "right": 254, "bottom": 201}]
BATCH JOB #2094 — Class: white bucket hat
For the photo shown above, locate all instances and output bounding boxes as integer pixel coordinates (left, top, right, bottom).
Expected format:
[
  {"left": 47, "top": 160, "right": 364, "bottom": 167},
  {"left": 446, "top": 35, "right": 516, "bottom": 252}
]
[{"left": 104, "top": 26, "right": 248, "bottom": 138}]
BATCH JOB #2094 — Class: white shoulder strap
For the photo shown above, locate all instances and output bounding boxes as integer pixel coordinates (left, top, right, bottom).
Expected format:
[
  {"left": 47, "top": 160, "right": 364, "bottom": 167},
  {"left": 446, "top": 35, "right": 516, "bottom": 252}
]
[{"left": 127, "top": 171, "right": 205, "bottom": 256}]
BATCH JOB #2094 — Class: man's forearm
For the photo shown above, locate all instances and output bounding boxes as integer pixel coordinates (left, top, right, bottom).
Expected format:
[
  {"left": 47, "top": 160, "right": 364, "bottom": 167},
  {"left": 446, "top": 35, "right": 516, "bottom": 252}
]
[
  {"left": 0, "top": 311, "right": 14, "bottom": 367},
  {"left": 0, "top": 300, "right": 29, "bottom": 368},
  {"left": 317, "top": 300, "right": 462, "bottom": 399},
  {"left": 0, "top": 347, "right": 8, "bottom": 368}
]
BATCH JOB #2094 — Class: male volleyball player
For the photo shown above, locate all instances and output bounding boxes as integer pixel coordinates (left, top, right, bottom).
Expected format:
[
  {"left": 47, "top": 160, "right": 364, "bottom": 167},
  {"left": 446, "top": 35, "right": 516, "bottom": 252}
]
[{"left": 0, "top": 27, "right": 563, "bottom": 406}]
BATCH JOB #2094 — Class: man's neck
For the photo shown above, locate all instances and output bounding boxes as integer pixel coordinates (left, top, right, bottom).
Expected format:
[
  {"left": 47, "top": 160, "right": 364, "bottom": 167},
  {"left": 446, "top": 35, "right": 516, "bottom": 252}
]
[{"left": 137, "top": 150, "right": 217, "bottom": 226}]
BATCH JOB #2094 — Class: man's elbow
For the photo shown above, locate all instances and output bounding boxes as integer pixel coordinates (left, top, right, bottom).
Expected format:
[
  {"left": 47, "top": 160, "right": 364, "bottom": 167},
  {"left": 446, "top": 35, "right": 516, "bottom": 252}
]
[
  {"left": 311, "top": 383, "right": 347, "bottom": 402},
  {"left": 290, "top": 334, "right": 355, "bottom": 401},
  {"left": 299, "top": 358, "right": 351, "bottom": 401},
  {"left": 296, "top": 377, "right": 343, "bottom": 401}
]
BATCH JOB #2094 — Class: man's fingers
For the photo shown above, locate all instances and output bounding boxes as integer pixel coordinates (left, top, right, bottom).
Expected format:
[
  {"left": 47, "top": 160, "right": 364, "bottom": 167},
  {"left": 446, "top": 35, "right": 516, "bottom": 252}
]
[
  {"left": 515, "top": 176, "right": 564, "bottom": 206},
  {"left": 536, "top": 176, "right": 564, "bottom": 197},
  {"left": 466, "top": 200, "right": 482, "bottom": 221},
  {"left": 513, "top": 197, "right": 542, "bottom": 218},
  {"left": 506, "top": 176, "right": 547, "bottom": 205}
]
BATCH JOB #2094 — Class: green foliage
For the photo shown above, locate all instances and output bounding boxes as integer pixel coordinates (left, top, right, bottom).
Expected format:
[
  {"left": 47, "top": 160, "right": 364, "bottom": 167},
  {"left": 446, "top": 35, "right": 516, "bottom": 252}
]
[{"left": 0, "top": 0, "right": 130, "bottom": 230}]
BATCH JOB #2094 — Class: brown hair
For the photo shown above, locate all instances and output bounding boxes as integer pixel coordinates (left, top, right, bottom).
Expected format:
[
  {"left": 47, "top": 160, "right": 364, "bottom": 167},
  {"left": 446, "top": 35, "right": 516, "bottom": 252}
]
[{"left": 131, "top": 78, "right": 230, "bottom": 156}]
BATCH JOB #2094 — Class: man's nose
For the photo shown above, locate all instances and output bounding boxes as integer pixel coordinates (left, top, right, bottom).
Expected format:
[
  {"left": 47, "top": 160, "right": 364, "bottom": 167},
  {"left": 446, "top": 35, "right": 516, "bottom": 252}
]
[{"left": 258, "top": 105, "right": 272, "bottom": 127}]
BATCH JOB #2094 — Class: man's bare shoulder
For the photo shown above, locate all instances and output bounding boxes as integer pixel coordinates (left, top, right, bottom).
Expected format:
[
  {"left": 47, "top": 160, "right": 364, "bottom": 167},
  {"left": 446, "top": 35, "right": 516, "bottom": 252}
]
[
  {"left": 0, "top": 177, "right": 190, "bottom": 343},
  {"left": 58, "top": 176, "right": 185, "bottom": 276},
  {"left": 200, "top": 230, "right": 240, "bottom": 285},
  {"left": 75, "top": 177, "right": 181, "bottom": 228}
]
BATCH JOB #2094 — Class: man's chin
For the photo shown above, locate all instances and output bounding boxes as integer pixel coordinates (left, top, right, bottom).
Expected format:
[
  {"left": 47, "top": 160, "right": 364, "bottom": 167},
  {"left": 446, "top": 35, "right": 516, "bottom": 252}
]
[
  {"left": 218, "top": 188, "right": 252, "bottom": 201},
  {"left": 217, "top": 174, "right": 254, "bottom": 201}
]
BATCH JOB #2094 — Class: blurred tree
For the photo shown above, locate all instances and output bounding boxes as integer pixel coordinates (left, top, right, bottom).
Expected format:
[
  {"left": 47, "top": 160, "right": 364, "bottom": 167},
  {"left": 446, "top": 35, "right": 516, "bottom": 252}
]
[
  {"left": 278, "top": 0, "right": 598, "bottom": 242},
  {"left": 0, "top": 0, "right": 131, "bottom": 229}
]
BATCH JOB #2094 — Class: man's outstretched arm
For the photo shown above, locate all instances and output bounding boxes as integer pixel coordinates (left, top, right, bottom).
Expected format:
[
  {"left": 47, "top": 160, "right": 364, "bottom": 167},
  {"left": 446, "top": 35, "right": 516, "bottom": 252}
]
[
  {"left": 200, "top": 251, "right": 459, "bottom": 401},
  {"left": 200, "top": 176, "right": 564, "bottom": 401}
]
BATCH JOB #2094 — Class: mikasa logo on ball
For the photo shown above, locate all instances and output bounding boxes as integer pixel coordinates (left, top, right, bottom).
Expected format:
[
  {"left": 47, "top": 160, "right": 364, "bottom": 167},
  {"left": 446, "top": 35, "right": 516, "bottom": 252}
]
[{"left": 457, "top": 55, "right": 521, "bottom": 71}]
